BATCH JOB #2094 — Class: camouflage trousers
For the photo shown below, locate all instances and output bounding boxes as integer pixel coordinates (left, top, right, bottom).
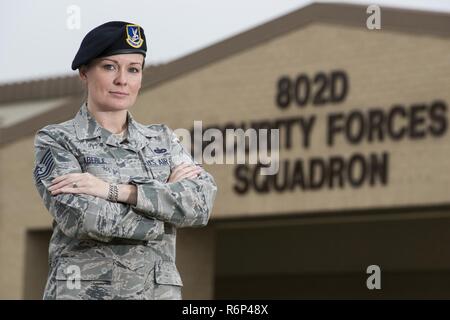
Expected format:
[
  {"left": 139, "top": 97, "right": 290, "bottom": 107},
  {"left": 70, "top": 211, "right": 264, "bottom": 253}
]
[{"left": 44, "top": 256, "right": 183, "bottom": 300}]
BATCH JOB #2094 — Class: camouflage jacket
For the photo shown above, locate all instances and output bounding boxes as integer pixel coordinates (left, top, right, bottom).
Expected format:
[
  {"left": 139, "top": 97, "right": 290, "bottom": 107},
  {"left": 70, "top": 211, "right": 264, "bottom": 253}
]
[{"left": 32, "top": 102, "right": 217, "bottom": 299}]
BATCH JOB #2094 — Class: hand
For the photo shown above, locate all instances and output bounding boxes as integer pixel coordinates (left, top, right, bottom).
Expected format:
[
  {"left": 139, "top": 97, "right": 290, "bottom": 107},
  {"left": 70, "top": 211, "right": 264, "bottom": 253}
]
[
  {"left": 168, "top": 163, "right": 203, "bottom": 183},
  {"left": 48, "top": 172, "right": 109, "bottom": 199}
]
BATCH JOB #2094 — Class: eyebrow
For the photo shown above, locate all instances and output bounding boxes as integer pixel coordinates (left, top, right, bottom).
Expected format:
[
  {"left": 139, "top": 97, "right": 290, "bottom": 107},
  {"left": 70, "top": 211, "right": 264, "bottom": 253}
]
[{"left": 100, "top": 58, "right": 142, "bottom": 65}]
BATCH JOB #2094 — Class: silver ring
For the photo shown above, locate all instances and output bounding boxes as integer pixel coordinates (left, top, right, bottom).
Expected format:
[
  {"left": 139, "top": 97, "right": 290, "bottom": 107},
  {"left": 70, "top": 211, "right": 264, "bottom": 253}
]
[{"left": 72, "top": 183, "right": 78, "bottom": 188}]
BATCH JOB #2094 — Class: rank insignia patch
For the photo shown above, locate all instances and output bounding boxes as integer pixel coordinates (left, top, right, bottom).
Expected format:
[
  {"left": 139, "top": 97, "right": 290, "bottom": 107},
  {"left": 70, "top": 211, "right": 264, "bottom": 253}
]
[{"left": 34, "top": 149, "right": 55, "bottom": 183}]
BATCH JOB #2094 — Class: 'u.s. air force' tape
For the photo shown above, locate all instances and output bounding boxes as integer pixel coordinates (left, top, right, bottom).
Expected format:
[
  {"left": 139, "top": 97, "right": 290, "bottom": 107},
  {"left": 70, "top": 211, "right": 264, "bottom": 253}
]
[{"left": 34, "top": 149, "right": 56, "bottom": 183}]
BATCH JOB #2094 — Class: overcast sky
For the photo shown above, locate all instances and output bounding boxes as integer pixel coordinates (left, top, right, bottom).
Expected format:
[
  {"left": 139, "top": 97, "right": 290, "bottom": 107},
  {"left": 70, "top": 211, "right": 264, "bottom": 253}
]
[{"left": 1, "top": 0, "right": 449, "bottom": 85}]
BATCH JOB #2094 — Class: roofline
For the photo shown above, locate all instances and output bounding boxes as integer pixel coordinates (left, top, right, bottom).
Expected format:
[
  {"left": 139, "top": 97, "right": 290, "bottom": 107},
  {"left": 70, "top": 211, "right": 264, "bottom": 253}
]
[
  {"left": 0, "top": 65, "right": 165, "bottom": 105},
  {"left": 0, "top": 95, "right": 83, "bottom": 146},
  {"left": 1, "top": 2, "right": 449, "bottom": 146},
  {"left": 139, "top": 2, "right": 450, "bottom": 91}
]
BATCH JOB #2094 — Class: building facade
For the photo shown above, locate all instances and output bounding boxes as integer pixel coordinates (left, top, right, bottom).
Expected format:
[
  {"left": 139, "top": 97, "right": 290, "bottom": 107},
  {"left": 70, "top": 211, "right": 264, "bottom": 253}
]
[{"left": 1, "top": 3, "right": 450, "bottom": 299}]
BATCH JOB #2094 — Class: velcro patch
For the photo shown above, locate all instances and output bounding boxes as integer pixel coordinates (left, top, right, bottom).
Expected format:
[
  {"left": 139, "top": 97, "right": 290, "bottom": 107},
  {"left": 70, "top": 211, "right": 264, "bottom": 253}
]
[
  {"left": 146, "top": 157, "right": 171, "bottom": 167},
  {"left": 83, "top": 156, "right": 108, "bottom": 165},
  {"left": 153, "top": 147, "right": 168, "bottom": 154},
  {"left": 34, "top": 149, "right": 55, "bottom": 182}
]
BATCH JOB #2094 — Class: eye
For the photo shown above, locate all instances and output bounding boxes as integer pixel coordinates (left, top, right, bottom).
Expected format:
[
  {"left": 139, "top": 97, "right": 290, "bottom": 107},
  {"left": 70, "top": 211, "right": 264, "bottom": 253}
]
[
  {"left": 129, "top": 67, "right": 140, "bottom": 73},
  {"left": 103, "top": 64, "right": 116, "bottom": 71}
]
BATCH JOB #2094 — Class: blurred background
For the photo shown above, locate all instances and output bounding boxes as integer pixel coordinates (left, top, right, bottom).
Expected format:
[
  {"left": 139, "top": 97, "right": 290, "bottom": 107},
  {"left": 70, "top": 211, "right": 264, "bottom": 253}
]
[{"left": 1, "top": 0, "right": 450, "bottom": 299}]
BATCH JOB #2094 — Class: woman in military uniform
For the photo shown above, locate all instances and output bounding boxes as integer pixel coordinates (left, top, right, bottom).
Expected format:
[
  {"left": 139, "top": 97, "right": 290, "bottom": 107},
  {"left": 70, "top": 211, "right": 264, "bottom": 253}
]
[{"left": 32, "top": 21, "right": 218, "bottom": 300}]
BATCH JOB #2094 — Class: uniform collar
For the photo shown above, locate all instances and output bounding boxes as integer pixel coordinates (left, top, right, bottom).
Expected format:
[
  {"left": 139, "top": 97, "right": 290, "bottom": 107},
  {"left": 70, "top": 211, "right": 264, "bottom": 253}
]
[{"left": 74, "top": 102, "right": 160, "bottom": 149}]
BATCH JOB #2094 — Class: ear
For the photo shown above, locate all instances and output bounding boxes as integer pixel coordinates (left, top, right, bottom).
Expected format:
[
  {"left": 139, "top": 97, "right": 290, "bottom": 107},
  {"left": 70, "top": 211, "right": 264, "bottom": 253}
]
[{"left": 78, "top": 65, "right": 88, "bottom": 81}]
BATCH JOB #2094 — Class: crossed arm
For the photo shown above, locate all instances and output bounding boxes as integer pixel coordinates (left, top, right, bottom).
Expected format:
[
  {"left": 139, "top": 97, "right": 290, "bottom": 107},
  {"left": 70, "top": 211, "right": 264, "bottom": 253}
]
[{"left": 33, "top": 127, "right": 217, "bottom": 243}]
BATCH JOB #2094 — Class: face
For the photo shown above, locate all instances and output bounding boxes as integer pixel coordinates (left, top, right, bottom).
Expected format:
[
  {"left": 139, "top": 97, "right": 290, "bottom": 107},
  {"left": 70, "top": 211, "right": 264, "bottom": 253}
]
[{"left": 79, "top": 53, "right": 144, "bottom": 111}]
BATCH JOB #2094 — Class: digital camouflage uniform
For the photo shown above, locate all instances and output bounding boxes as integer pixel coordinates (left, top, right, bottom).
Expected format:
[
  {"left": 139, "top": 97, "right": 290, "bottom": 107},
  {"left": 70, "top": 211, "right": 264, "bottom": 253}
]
[{"left": 32, "top": 102, "right": 217, "bottom": 300}]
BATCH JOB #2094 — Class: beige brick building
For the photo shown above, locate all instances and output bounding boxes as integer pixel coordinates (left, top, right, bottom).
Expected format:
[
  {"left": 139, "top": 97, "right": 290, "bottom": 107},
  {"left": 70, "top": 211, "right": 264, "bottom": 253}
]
[{"left": 1, "top": 3, "right": 450, "bottom": 299}]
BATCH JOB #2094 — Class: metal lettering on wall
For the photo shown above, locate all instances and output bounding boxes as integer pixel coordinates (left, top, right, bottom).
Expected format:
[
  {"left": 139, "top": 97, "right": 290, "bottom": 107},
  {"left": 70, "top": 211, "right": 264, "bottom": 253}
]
[{"left": 190, "top": 70, "right": 448, "bottom": 195}]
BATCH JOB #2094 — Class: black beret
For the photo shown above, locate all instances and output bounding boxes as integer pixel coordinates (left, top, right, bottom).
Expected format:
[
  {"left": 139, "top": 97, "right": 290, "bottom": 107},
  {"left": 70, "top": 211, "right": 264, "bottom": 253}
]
[{"left": 71, "top": 21, "right": 147, "bottom": 70}]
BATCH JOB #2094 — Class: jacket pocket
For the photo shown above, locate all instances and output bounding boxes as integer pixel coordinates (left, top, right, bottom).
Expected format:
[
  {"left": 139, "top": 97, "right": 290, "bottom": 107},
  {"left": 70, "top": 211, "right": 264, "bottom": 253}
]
[
  {"left": 143, "top": 154, "right": 172, "bottom": 183},
  {"left": 151, "top": 166, "right": 171, "bottom": 183},
  {"left": 80, "top": 156, "right": 118, "bottom": 182},
  {"left": 55, "top": 257, "right": 115, "bottom": 300},
  {"left": 154, "top": 260, "right": 183, "bottom": 286}
]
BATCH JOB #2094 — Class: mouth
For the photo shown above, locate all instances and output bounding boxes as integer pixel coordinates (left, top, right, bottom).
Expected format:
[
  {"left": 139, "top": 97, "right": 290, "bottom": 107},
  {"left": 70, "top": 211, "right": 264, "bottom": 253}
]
[{"left": 109, "top": 91, "right": 129, "bottom": 97}]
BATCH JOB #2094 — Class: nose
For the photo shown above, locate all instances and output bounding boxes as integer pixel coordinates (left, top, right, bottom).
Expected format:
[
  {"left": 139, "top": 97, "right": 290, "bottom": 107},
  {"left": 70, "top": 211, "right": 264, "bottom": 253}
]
[{"left": 114, "top": 67, "right": 127, "bottom": 86}]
